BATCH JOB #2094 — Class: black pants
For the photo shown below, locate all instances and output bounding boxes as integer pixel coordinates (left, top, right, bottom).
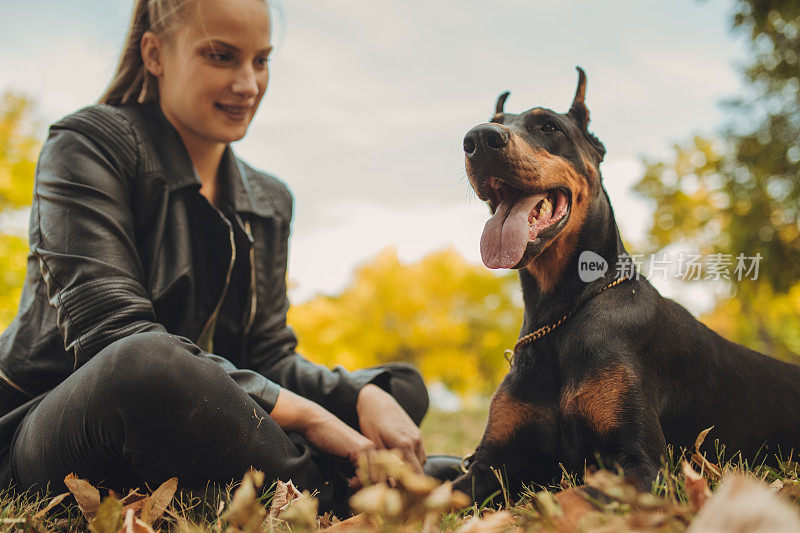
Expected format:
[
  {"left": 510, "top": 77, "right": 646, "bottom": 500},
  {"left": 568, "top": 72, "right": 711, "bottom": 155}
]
[{"left": 9, "top": 333, "right": 428, "bottom": 513}]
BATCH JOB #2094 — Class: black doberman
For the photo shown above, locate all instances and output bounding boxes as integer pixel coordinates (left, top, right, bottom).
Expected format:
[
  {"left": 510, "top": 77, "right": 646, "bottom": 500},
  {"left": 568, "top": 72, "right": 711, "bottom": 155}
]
[{"left": 453, "top": 67, "right": 800, "bottom": 504}]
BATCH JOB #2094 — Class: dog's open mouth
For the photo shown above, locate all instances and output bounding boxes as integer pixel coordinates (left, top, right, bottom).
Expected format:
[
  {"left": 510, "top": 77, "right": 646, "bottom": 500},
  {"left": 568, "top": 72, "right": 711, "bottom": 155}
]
[{"left": 480, "top": 177, "right": 571, "bottom": 269}]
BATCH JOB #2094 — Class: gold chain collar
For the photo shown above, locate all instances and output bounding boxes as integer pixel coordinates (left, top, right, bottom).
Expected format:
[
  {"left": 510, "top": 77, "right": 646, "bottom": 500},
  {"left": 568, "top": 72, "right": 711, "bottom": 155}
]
[{"left": 504, "top": 275, "right": 631, "bottom": 365}]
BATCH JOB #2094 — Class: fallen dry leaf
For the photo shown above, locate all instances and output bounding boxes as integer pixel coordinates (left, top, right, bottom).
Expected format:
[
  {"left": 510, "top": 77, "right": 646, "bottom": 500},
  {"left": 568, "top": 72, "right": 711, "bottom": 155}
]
[
  {"left": 694, "top": 426, "right": 714, "bottom": 451},
  {"left": 552, "top": 487, "right": 599, "bottom": 532},
  {"left": 140, "top": 477, "right": 177, "bottom": 525},
  {"left": 625, "top": 509, "right": 679, "bottom": 530},
  {"left": 317, "top": 511, "right": 335, "bottom": 529},
  {"left": 777, "top": 481, "right": 800, "bottom": 506},
  {"left": 279, "top": 490, "right": 319, "bottom": 529},
  {"left": 691, "top": 452, "right": 722, "bottom": 480},
  {"left": 88, "top": 496, "right": 122, "bottom": 533},
  {"left": 682, "top": 461, "right": 712, "bottom": 511},
  {"left": 322, "top": 513, "right": 367, "bottom": 531},
  {"left": 398, "top": 470, "right": 439, "bottom": 498},
  {"left": 33, "top": 492, "right": 70, "bottom": 520},
  {"left": 584, "top": 470, "right": 673, "bottom": 511},
  {"left": 423, "top": 482, "right": 471, "bottom": 513},
  {"left": 688, "top": 474, "right": 800, "bottom": 532},
  {"left": 64, "top": 473, "right": 101, "bottom": 521},
  {"left": 355, "top": 449, "right": 406, "bottom": 487},
  {"left": 349, "top": 483, "right": 403, "bottom": 519},
  {"left": 691, "top": 427, "right": 722, "bottom": 480},
  {"left": 268, "top": 479, "right": 302, "bottom": 518},
  {"left": 122, "top": 508, "right": 156, "bottom": 533},
  {"left": 567, "top": 512, "right": 627, "bottom": 533},
  {"left": 532, "top": 490, "right": 562, "bottom": 528},
  {"left": 226, "top": 469, "right": 266, "bottom": 531},
  {"left": 454, "top": 509, "right": 515, "bottom": 533}
]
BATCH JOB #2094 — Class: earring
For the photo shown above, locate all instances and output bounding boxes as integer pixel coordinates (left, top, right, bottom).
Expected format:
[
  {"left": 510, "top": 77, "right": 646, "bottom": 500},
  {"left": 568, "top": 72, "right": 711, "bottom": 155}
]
[{"left": 139, "top": 71, "right": 153, "bottom": 104}]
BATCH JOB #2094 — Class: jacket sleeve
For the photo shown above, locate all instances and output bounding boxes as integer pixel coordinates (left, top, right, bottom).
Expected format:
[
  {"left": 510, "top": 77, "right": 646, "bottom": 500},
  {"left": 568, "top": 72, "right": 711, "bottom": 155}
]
[
  {"left": 244, "top": 177, "right": 388, "bottom": 426},
  {"left": 30, "top": 105, "right": 282, "bottom": 413}
]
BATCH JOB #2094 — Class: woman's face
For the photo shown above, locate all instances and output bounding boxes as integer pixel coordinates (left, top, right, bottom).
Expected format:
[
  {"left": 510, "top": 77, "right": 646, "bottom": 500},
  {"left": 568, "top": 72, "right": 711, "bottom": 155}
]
[{"left": 145, "top": 0, "right": 272, "bottom": 148}]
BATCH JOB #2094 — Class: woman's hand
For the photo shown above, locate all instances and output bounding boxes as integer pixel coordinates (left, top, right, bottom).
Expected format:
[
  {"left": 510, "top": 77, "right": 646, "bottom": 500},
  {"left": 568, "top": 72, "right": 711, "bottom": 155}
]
[
  {"left": 356, "top": 384, "right": 427, "bottom": 472},
  {"left": 271, "top": 388, "right": 375, "bottom": 466}
]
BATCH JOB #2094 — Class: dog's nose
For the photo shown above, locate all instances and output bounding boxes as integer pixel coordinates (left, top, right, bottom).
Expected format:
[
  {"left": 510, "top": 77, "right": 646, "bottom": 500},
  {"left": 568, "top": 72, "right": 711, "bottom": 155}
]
[{"left": 463, "top": 124, "right": 509, "bottom": 156}]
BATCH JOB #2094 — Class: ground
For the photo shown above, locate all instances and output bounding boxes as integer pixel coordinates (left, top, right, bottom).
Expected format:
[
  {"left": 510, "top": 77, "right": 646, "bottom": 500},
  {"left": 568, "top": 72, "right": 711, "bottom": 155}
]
[{"left": 1, "top": 408, "right": 799, "bottom": 532}]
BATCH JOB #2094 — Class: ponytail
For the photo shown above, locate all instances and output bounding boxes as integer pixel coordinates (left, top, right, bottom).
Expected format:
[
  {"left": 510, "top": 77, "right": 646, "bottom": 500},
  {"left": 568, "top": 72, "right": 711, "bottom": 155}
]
[{"left": 99, "top": 0, "right": 189, "bottom": 106}]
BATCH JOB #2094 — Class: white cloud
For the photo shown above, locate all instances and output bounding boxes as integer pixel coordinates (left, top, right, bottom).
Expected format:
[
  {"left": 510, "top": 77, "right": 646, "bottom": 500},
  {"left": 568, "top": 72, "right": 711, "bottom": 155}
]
[
  {"left": 288, "top": 198, "right": 490, "bottom": 302},
  {"left": 0, "top": 38, "right": 120, "bottom": 121}
]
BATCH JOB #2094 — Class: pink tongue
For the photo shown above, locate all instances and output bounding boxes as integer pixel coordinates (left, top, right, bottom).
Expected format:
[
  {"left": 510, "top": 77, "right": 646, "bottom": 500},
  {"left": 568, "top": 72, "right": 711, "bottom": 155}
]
[{"left": 480, "top": 192, "right": 547, "bottom": 269}]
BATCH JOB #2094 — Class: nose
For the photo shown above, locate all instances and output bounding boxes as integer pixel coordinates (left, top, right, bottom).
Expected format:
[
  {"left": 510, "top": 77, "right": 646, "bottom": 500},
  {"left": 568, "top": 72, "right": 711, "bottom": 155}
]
[
  {"left": 463, "top": 124, "right": 509, "bottom": 157},
  {"left": 232, "top": 64, "right": 261, "bottom": 97}
]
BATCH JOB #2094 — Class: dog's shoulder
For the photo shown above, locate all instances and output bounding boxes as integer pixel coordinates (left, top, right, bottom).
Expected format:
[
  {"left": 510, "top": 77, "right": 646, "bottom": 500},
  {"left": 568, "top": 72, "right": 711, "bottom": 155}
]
[{"left": 557, "top": 279, "right": 661, "bottom": 373}]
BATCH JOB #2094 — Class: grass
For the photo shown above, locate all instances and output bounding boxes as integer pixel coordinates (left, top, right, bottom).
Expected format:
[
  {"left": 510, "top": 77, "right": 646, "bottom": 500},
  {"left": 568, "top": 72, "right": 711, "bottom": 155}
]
[
  {"left": 420, "top": 406, "right": 489, "bottom": 457},
  {"left": 1, "top": 410, "right": 799, "bottom": 532}
]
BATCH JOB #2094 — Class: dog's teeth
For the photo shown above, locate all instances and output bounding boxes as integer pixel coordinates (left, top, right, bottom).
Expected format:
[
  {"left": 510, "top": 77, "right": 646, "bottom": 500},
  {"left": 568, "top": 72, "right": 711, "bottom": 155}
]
[{"left": 539, "top": 198, "right": 553, "bottom": 219}]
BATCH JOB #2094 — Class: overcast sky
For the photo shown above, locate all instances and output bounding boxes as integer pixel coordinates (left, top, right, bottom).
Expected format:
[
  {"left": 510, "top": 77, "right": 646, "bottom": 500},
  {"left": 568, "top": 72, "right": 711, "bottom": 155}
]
[{"left": 1, "top": 0, "right": 750, "bottom": 312}]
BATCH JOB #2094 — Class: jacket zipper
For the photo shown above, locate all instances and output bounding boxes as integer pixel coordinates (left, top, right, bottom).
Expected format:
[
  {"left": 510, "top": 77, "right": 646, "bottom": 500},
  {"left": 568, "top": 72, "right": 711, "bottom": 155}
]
[
  {"left": 197, "top": 210, "right": 237, "bottom": 352},
  {"left": 0, "top": 367, "right": 31, "bottom": 397},
  {"left": 243, "top": 219, "right": 257, "bottom": 337}
]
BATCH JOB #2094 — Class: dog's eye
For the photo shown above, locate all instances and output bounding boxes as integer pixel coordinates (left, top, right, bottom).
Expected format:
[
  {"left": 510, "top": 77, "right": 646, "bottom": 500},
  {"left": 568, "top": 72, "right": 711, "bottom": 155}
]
[{"left": 541, "top": 121, "right": 560, "bottom": 133}]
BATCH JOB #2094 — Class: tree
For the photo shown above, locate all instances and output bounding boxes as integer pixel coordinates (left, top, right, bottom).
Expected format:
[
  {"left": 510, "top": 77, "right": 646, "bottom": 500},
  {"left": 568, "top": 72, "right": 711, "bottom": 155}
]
[
  {"left": 0, "top": 92, "right": 38, "bottom": 211},
  {"left": 634, "top": 2, "right": 800, "bottom": 361},
  {"left": 288, "top": 248, "right": 523, "bottom": 396},
  {"left": 0, "top": 92, "right": 39, "bottom": 329}
]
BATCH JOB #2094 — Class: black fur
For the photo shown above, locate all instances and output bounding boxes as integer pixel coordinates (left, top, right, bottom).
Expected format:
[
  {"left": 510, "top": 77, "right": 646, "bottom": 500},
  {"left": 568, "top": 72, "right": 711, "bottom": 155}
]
[{"left": 454, "top": 68, "right": 800, "bottom": 504}]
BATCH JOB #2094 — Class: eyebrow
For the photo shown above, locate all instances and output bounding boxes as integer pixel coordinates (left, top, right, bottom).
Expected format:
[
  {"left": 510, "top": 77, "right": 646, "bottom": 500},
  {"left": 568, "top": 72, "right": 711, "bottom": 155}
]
[
  {"left": 207, "top": 39, "right": 272, "bottom": 55},
  {"left": 527, "top": 109, "right": 559, "bottom": 120}
]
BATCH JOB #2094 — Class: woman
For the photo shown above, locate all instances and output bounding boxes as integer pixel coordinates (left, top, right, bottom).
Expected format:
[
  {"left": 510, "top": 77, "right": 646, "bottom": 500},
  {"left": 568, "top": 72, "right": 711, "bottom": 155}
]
[{"left": 0, "top": 0, "right": 456, "bottom": 512}]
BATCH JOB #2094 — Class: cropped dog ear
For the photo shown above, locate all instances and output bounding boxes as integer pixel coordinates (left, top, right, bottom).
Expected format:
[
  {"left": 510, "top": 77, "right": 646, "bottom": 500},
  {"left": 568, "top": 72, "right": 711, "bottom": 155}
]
[
  {"left": 493, "top": 91, "right": 510, "bottom": 118},
  {"left": 568, "top": 67, "right": 606, "bottom": 163},
  {"left": 568, "top": 67, "right": 589, "bottom": 130}
]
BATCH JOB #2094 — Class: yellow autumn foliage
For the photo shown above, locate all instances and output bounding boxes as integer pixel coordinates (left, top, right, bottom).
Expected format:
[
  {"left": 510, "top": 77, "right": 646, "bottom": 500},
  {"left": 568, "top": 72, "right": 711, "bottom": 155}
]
[
  {"left": 288, "top": 247, "right": 523, "bottom": 395},
  {"left": 0, "top": 234, "right": 27, "bottom": 329},
  {"left": 0, "top": 91, "right": 39, "bottom": 211},
  {"left": 702, "top": 281, "right": 800, "bottom": 364},
  {"left": 0, "top": 92, "right": 38, "bottom": 330}
]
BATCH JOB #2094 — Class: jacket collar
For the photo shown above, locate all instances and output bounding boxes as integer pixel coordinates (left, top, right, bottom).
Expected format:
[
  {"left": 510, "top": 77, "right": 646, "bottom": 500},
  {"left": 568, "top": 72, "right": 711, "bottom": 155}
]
[{"left": 140, "top": 103, "right": 276, "bottom": 218}]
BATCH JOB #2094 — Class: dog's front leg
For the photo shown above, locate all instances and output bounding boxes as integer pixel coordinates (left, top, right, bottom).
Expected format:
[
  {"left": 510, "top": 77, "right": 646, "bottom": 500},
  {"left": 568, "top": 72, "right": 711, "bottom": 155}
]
[
  {"left": 453, "top": 379, "right": 560, "bottom": 504},
  {"left": 559, "top": 362, "right": 667, "bottom": 491}
]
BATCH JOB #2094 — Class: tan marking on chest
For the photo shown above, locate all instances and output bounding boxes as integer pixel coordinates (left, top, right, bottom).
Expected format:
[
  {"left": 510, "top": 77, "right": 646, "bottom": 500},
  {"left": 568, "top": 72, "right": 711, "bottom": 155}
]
[
  {"left": 560, "top": 364, "right": 633, "bottom": 438},
  {"left": 482, "top": 389, "right": 556, "bottom": 445}
]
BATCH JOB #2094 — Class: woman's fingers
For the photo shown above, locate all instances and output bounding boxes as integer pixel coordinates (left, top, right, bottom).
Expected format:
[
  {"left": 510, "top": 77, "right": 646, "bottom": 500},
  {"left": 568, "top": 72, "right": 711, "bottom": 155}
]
[
  {"left": 416, "top": 436, "right": 427, "bottom": 467},
  {"left": 356, "top": 384, "right": 429, "bottom": 472},
  {"left": 403, "top": 446, "right": 424, "bottom": 473},
  {"left": 345, "top": 432, "right": 377, "bottom": 468}
]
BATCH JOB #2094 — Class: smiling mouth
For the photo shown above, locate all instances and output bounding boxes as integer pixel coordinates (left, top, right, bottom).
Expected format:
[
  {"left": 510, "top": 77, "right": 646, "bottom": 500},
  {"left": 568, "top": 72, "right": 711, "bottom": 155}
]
[
  {"left": 480, "top": 177, "right": 571, "bottom": 269},
  {"left": 214, "top": 103, "right": 251, "bottom": 120}
]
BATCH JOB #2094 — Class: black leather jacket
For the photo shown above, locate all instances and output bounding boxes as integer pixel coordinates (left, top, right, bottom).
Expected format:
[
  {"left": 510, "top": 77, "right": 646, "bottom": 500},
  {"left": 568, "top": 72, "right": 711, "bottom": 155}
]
[{"left": 0, "top": 103, "right": 384, "bottom": 455}]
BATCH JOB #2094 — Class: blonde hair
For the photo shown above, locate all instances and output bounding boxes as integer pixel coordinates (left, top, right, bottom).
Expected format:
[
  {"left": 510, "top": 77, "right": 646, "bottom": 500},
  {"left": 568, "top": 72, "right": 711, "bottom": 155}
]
[{"left": 100, "top": 0, "right": 277, "bottom": 106}]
